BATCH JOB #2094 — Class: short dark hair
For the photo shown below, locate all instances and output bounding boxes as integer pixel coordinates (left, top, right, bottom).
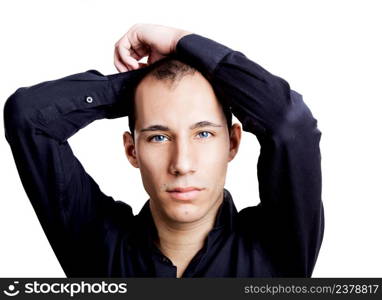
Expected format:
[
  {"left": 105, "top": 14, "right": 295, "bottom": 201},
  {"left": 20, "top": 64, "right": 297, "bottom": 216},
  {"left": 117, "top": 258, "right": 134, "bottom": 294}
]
[{"left": 128, "top": 58, "right": 232, "bottom": 141}]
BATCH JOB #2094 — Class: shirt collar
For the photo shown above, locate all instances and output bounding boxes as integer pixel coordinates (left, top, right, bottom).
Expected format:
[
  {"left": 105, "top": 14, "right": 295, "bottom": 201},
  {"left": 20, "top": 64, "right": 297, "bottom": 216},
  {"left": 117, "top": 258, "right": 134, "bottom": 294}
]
[{"left": 134, "top": 188, "right": 238, "bottom": 250}]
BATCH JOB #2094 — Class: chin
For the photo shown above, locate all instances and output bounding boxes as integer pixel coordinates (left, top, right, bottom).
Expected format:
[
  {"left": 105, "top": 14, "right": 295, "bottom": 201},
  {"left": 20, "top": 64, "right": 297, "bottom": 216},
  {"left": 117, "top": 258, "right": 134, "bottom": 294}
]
[{"left": 167, "top": 204, "right": 205, "bottom": 223}]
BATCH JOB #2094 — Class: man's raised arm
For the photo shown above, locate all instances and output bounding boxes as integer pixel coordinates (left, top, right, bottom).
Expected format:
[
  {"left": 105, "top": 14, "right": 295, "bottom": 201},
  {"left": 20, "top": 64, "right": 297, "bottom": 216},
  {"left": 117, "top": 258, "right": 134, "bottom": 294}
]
[
  {"left": 173, "top": 33, "right": 324, "bottom": 277},
  {"left": 3, "top": 69, "right": 147, "bottom": 276}
]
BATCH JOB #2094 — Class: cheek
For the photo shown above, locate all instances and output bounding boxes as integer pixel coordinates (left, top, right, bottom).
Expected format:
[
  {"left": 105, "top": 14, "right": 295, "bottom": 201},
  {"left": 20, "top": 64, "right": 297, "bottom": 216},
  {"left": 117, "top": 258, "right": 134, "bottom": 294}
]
[
  {"left": 206, "top": 136, "right": 230, "bottom": 160},
  {"left": 136, "top": 145, "right": 169, "bottom": 190},
  {"left": 198, "top": 141, "right": 229, "bottom": 179}
]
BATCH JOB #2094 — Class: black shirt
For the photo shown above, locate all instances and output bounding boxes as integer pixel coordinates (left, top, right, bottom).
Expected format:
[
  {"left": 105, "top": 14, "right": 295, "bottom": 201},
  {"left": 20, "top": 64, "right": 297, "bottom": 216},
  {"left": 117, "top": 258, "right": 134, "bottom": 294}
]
[{"left": 3, "top": 33, "right": 324, "bottom": 277}]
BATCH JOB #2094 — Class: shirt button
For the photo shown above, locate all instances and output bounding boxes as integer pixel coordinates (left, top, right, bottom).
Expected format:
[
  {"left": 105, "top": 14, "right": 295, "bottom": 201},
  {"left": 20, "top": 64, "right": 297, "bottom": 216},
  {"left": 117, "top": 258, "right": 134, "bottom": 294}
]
[{"left": 85, "top": 96, "right": 93, "bottom": 103}]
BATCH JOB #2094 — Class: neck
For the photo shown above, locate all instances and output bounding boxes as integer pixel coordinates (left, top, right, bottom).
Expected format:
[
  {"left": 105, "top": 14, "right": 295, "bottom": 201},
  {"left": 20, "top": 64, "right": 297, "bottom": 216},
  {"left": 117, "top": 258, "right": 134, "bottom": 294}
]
[{"left": 149, "top": 191, "right": 224, "bottom": 259}]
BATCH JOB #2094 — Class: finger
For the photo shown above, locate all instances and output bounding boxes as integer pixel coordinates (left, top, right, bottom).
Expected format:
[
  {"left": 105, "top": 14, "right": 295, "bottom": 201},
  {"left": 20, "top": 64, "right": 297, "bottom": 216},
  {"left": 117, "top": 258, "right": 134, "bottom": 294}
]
[
  {"left": 117, "top": 31, "right": 142, "bottom": 61},
  {"left": 132, "top": 44, "right": 150, "bottom": 59},
  {"left": 115, "top": 42, "right": 140, "bottom": 61},
  {"left": 129, "top": 48, "right": 141, "bottom": 61},
  {"left": 120, "top": 29, "right": 153, "bottom": 68},
  {"left": 115, "top": 33, "right": 140, "bottom": 69},
  {"left": 114, "top": 48, "right": 129, "bottom": 72},
  {"left": 114, "top": 29, "right": 149, "bottom": 70},
  {"left": 116, "top": 44, "right": 139, "bottom": 70},
  {"left": 114, "top": 57, "right": 129, "bottom": 72}
]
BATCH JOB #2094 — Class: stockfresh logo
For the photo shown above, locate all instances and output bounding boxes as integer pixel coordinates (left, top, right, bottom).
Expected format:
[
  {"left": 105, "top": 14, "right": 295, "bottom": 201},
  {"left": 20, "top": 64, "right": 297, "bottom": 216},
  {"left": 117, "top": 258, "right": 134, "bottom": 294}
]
[
  {"left": 2, "top": 280, "right": 128, "bottom": 298},
  {"left": 3, "top": 281, "right": 20, "bottom": 297}
]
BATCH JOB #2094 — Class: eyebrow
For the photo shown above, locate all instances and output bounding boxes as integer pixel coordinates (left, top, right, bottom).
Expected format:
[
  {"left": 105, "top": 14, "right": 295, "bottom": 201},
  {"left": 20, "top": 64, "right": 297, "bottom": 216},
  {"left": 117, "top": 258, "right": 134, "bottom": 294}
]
[{"left": 140, "top": 121, "right": 224, "bottom": 133}]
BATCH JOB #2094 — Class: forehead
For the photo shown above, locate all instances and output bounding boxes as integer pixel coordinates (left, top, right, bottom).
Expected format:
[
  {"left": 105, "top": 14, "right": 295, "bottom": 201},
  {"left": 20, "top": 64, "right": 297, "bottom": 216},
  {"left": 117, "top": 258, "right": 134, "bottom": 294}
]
[{"left": 134, "top": 72, "right": 225, "bottom": 128}]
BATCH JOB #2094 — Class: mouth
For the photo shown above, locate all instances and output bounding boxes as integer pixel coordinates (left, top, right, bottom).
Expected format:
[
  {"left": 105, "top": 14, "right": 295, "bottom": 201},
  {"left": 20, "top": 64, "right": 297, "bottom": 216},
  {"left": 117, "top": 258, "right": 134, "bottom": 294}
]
[{"left": 166, "top": 187, "right": 203, "bottom": 201}]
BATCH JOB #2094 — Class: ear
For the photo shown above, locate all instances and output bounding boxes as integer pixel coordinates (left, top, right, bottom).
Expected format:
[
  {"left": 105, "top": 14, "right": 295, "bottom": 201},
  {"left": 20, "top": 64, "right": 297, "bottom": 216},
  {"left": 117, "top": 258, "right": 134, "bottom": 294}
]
[
  {"left": 123, "top": 131, "right": 139, "bottom": 168},
  {"left": 228, "top": 123, "right": 242, "bottom": 162}
]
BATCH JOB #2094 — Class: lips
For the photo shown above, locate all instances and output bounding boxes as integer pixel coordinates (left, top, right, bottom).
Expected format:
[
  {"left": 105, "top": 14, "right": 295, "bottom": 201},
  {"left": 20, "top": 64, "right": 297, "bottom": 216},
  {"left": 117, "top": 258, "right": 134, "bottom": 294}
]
[
  {"left": 168, "top": 187, "right": 202, "bottom": 193},
  {"left": 167, "top": 187, "right": 203, "bottom": 200}
]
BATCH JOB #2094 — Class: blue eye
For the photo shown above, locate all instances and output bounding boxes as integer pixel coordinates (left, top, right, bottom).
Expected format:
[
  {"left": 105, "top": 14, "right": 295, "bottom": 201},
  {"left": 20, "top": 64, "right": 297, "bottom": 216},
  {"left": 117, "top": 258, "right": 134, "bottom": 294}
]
[
  {"left": 198, "top": 131, "right": 212, "bottom": 138},
  {"left": 149, "top": 135, "right": 169, "bottom": 142}
]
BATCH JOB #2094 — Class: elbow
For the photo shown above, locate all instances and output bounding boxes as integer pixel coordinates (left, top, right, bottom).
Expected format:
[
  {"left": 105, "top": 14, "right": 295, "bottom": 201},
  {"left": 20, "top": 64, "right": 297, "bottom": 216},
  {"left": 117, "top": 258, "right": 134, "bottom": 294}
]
[
  {"left": 3, "top": 87, "right": 32, "bottom": 142},
  {"left": 274, "top": 89, "right": 321, "bottom": 145}
]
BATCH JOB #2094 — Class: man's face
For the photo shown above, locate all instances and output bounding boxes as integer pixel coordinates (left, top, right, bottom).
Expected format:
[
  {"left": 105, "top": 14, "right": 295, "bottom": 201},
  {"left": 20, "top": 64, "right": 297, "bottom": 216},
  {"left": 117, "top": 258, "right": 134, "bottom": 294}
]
[{"left": 123, "top": 71, "right": 240, "bottom": 224}]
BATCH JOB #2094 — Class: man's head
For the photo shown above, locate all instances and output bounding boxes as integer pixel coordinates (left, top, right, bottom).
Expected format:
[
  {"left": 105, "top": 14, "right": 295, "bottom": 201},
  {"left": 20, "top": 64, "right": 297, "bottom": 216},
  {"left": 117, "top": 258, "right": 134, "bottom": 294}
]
[
  {"left": 123, "top": 58, "right": 241, "bottom": 225},
  {"left": 127, "top": 59, "right": 234, "bottom": 141}
]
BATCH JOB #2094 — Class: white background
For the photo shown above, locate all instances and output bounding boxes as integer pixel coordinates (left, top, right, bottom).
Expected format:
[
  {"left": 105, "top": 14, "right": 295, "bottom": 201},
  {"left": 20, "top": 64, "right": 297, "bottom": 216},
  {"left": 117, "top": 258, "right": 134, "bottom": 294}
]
[{"left": 0, "top": 0, "right": 381, "bottom": 277}]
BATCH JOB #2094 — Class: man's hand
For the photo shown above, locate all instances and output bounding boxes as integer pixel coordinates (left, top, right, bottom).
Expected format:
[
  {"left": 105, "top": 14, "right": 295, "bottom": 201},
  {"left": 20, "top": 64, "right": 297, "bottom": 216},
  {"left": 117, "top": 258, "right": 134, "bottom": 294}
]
[{"left": 114, "top": 23, "right": 192, "bottom": 72}]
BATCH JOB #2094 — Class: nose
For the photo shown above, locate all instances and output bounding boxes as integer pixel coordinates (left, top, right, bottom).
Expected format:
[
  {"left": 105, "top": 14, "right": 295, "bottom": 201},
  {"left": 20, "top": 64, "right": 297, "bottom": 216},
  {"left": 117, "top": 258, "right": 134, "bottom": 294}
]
[{"left": 169, "top": 138, "right": 195, "bottom": 176}]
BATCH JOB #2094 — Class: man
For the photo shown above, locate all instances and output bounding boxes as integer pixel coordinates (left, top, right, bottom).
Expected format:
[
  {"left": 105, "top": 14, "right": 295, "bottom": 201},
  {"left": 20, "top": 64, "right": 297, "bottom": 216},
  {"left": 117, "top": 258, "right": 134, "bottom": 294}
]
[{"left": 3, "top": 23, "right": 324, "bottom": 277}]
